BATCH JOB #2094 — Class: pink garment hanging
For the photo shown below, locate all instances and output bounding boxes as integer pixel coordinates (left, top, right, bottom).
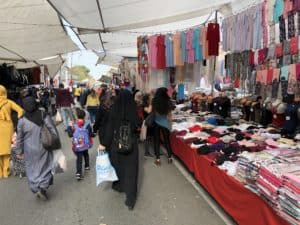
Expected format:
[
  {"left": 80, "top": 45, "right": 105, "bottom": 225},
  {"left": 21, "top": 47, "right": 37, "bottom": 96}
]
[
  {"left": 186, "top": 29, "right": 195, "bottom": 64},
  {"left": 148, "top": 36, "right": 158, "bottom": 69}
]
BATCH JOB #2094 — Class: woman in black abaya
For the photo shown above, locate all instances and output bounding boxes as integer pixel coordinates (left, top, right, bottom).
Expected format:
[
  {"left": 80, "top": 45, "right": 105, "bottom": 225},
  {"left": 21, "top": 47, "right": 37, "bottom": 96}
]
[{"left": 99, "top": 89, "right": 139, "bottom": 210}]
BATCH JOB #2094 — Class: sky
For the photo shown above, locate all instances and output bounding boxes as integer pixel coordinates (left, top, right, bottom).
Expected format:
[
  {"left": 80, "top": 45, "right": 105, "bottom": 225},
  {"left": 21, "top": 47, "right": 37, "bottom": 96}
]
[
  {"left": 66, "top": 50, "right": 111, "bottom": 80},
  {"left": 64, "top": 21, "right": 112, "bottom": 80}
]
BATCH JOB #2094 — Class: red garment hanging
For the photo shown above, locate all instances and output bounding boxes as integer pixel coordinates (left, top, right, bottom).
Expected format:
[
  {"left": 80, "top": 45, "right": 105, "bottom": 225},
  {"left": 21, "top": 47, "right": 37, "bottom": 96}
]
[
  {"left": 156, "top": 35, "right": 166, "bottom": 69},
  {"left": 206, "top": 23, "right": 220, "bottom": 56}
]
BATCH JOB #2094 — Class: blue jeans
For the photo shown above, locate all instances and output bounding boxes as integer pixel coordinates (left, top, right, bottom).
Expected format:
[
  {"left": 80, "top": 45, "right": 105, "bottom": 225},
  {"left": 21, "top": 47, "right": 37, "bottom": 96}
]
[
  {"left": 59, "top": 107, "right": 73, "bottom": 130},
  {"left": 87, "top": 106, "right": 97, "bottom": 124}
]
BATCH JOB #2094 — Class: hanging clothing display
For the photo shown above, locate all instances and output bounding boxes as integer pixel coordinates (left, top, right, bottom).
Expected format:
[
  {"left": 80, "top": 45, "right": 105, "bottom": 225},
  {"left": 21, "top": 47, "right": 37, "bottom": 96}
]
[
  {"left": 207, "top": 23, "right": 220, "bottom": 56},
  {"left": 193, "top": 28, "right": 202, "bottom": 61},
  {"left": 173, "top": 32, "right": 184, "bottom": 66},
  {"left": 273, "top": 0, "right": 284, "bottom": 23},
  {"left": 157, "top": 35, "right": 166, "bottom": 69},
  {"left": 186, "top": 29, "right": 195, "bottom": 64},
  {"left": 148, "top": 36, "right": 158, "bottom": 69},
  {"left": 165, "top": 34, "right": 174, "bottom": 68}
]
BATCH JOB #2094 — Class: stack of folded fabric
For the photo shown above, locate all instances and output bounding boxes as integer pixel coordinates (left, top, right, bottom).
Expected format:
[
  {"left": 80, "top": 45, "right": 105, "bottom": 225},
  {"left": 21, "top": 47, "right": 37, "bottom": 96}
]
[
  {"left": 278, "top": 171, "right": 300, "bottom": 225},
  {"left": 236, "top": 151, "right": 275, "bottom": 193},
  {"left": 257, "top": 163, "right": 300, "bottom": 211},
  {"left": 236, "top": 152, "right": 257, "bottom": 184}
]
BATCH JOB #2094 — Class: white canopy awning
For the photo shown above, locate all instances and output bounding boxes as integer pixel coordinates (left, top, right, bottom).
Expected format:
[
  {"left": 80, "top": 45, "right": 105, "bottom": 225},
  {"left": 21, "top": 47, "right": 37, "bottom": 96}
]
[
  {"left": 0, "top": 0, "right": 78, "bottom": 65},
  {"left": 47, "top": 0, "right": 256, "bottom": 59},
  {"left": 47, "top": 0, "right": 237, "bottom": 58}
]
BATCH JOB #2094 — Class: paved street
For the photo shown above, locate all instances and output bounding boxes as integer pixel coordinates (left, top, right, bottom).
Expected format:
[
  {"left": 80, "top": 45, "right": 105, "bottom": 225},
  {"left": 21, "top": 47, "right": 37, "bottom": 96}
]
[{"left": 0, "top": 127, "right": 225, "bottom": 225}]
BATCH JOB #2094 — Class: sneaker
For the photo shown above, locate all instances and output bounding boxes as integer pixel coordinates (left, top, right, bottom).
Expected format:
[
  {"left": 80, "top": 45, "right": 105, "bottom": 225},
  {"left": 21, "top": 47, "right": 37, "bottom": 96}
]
[
  {"left": 168, "top": 158, "right": 173, "bottom": 164},
  {"left": 154, "top": 159, "right": 161, "bottom": 167},
  {"left": 36, "top": 190, "right": 48, "bottom": 201},
  {"left": 85, "top": 167, "right": 90, "bottom": 171},
  {"left": 76, "top": 174, "right": 83, "bottom": 181}
]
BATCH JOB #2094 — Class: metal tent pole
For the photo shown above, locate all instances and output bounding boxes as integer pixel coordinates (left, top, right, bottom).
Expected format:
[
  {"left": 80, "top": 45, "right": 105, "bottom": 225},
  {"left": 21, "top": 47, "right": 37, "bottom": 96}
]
[{"left": 211, "top": 10, "right": 218, "bottom": 95}]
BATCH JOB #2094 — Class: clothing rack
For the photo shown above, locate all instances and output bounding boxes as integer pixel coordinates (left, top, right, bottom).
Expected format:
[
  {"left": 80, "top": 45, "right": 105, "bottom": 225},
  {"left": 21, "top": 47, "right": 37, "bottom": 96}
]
[{"left": 224, "top": 0, "right": 262, "bottom": 19}]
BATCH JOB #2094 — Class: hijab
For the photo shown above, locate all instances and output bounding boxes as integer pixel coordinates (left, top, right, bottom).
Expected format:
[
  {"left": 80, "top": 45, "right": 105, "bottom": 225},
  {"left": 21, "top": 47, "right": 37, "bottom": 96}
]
[
  {"left": 101, "top": 90, "right": 115, "bottom": 110},
  {"left": 0, "top": 85, "right": 10, "bottom": 121},
  {"left": 23, "top": 96, "right": 43, "bottom": 126},
  {"left": 110, "top": 89, "right": 138, "bottom": 127}
]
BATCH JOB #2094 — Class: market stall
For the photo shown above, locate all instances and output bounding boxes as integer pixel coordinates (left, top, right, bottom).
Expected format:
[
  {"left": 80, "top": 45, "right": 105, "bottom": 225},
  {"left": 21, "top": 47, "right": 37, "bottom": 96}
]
[{"left": 169, "top": 107, "right": 299, "bottom": 225}]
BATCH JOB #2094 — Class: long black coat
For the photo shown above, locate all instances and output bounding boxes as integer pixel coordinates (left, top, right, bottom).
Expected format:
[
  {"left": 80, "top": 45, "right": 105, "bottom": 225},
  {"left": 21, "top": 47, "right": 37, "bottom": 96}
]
[{"left": 102, "top": 111, "right": 139, "bottom": 205}]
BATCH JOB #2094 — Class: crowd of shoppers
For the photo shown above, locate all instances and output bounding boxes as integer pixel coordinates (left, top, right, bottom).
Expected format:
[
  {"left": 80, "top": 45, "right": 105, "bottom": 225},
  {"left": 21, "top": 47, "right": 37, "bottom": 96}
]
[{"left": 0, "top": 83, "right": 174, "bottom": 211}]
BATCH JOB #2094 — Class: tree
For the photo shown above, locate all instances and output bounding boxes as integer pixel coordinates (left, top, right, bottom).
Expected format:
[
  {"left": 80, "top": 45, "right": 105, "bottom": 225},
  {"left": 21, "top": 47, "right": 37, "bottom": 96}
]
[{"left": 69, "top": 65, "right": 91, "bottom": 81}]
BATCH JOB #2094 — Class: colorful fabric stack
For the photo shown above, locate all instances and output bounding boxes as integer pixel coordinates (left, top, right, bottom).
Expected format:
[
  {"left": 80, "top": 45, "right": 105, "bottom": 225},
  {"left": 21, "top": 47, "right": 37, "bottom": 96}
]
[
  {"left": 279, "top": 171, "right": 300, "bottom": 225},
  {"left": 257, "top": 163, "right": 300, "bottom": 211},
  {"left": 236, "top": 151, "right": 275, "bottom": 193}
]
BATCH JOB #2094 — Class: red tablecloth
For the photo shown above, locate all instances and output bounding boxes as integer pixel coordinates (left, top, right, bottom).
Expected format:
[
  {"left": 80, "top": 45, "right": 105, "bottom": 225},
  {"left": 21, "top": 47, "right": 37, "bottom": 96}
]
[{"left": 170, "top": 134, "right": 289, "bottom": 225}]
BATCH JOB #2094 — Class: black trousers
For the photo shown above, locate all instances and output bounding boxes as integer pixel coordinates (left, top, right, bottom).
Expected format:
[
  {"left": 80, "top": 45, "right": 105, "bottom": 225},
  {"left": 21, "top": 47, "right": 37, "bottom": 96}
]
[
  {"left": 153, "top": 123, "right": 172, "bottom": 159},
  {"left": 75, "top": 150, "right": 89, "bottom": 175}
]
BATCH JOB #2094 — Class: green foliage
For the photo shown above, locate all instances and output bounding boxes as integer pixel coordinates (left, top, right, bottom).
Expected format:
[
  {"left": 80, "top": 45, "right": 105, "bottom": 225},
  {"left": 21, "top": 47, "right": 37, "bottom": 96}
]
[{"left": 69, "top": 65, "right": 91, "bottom": 81}]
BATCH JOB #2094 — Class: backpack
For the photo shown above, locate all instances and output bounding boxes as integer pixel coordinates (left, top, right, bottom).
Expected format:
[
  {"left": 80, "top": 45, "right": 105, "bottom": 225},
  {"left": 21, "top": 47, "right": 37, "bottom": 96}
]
[
  {"left": 114, "top": 120, "right": 133, "bottom": 154},
  {"left": 72, "top": 124, "right": 91, "bottom": 152}
]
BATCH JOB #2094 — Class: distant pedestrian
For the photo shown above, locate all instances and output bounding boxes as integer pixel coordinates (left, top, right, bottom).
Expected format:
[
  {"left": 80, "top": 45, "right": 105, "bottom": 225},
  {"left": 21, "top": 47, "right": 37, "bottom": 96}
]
[
  {"left": 152, "top": 87, "right": 174, "bottom": 166},
  {"left": 67, "top": 109, "right": 93, "bottom": 181},
  {"left": 86, "top": 89, "right": 99, "bottom": 124},
  {"left": 56, "top": 83, "right": 74, "bottom": 131},
  {"left": 49, "top": 90, "right": 56, "bottom": 116},
  {"left": 16, "top": 96, "right": 59, "bottom": 200},
  {"left": 80, "top": 88, "right": 90, "bottom": 108},
  {"left": 0, "top": 85, "right": 23, "bottom": 179},
  {"left": 142, "top": 93, "right": 154, "bottom": 157},
  {"left": 94, "top": 90, "right": 115, "bottom": 144}
]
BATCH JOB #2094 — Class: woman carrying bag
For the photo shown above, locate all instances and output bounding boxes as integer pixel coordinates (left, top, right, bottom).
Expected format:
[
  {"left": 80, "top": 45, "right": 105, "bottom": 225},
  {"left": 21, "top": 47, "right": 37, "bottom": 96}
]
[
  {"left": 98, "top": 89, "right": 139, "bottom": 210},
  {"left": 16, "top": 96, "right": 60, "bottom": 200}
]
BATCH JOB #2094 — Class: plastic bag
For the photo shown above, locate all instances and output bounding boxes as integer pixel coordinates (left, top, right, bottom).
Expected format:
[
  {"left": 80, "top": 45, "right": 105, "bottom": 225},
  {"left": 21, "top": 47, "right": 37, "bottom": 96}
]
[
  {"left": 52, "top": 150, "right": 67, "bottom": 174},
  {"left": 96, "top": 151, "right": 118, "bottom": 186},
  {"left": 55, "top": 111, "right": 62, "bottom": 125},
  {"left": 140, "top": 121, "right": 147, "bottom": 141}
]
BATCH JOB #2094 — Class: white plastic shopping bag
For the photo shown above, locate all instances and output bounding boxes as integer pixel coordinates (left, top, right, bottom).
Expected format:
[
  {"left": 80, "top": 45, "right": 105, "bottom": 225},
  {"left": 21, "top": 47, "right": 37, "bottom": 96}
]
[
  {"left": 52, "top": 150, "right": 67, "bottom": 174},
  {"left": 140, "top": 121, "right": 147, "bottom": 141},
  {"left": 96, "top": 151, "right": 118, "bottom": 186},
  {"left": 55, "top": 111, "right": 62, "bottom": 125}
]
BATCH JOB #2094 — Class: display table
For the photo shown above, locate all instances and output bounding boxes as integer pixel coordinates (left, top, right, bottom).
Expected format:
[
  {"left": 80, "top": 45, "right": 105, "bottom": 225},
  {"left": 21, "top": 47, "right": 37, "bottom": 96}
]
[{"left": 170, "top": 134, "right": 289, "bottom": 225}]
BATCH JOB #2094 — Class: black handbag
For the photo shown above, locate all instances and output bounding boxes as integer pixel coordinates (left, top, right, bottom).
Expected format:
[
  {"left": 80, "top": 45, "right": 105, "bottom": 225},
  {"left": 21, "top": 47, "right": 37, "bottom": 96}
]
[
  {"left": 41, "top": 113, "right": 61, "bottom": 151},
  {"left": 145, "top": 113, "right": 155, "bottom": 127}
]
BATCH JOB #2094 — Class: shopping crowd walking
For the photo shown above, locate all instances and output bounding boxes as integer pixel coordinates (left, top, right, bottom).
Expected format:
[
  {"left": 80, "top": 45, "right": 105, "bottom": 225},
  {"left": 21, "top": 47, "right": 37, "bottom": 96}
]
[{"left": 0, "top": 83, "right": 174, "bottom": 210}]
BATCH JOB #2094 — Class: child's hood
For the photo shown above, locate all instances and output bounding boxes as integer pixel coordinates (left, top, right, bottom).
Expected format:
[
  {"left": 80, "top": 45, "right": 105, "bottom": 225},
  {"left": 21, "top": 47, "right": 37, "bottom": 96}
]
[{"left": 77, "top": 119, "right": 85, "bottom": 127}]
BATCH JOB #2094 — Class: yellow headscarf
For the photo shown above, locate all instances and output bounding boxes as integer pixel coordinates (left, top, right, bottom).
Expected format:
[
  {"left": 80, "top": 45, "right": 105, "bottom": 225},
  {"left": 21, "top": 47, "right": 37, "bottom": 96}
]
[
  {"left": 0, "top": 85, "right": 10, "bottom": 121},
  {"left": 0, "top": 85, "right": 7, "bottom": 100}
]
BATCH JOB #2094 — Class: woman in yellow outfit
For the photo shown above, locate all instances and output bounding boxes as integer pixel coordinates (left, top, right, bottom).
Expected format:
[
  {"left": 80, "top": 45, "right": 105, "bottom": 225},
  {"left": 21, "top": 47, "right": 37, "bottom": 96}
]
[
  {"left": 86, "top": 89, "right": 99, "bottom": 124},
  {"left": 0, "top": 85, "right": 23, "bottom": 178}
]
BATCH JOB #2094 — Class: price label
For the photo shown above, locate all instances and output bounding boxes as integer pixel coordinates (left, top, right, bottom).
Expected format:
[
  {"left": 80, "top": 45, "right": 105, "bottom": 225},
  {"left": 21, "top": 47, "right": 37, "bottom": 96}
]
[
  {"left": 219, "top": 107, "right": 222, "bottom": 110},
  {"left": 250, "top": 108, "right": 254, "bottom": 112},
  {"left": 214, "top": 103, "right": 217, "bottom": 106},
  {"left": 286, "top": 116, "right": 291, "bottom": 121}
]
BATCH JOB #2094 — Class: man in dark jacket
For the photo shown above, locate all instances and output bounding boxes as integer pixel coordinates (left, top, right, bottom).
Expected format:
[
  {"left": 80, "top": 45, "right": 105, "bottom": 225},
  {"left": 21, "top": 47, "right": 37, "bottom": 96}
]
[
  {"left": 56, "top": 83, "right": 74, "bottom": 130},
  {"left": 79, "top": 88, "right": 91, "bottom": 108}
]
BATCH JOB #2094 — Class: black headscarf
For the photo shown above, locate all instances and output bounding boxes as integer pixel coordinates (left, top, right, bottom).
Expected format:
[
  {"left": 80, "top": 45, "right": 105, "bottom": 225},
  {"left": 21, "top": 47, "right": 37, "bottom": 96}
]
[
  {"left": 110, "top": 89, "right": 139, "bottom": 127},
  {"left": 23, "top": 96, "right": 43, "bottom": 126}
]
